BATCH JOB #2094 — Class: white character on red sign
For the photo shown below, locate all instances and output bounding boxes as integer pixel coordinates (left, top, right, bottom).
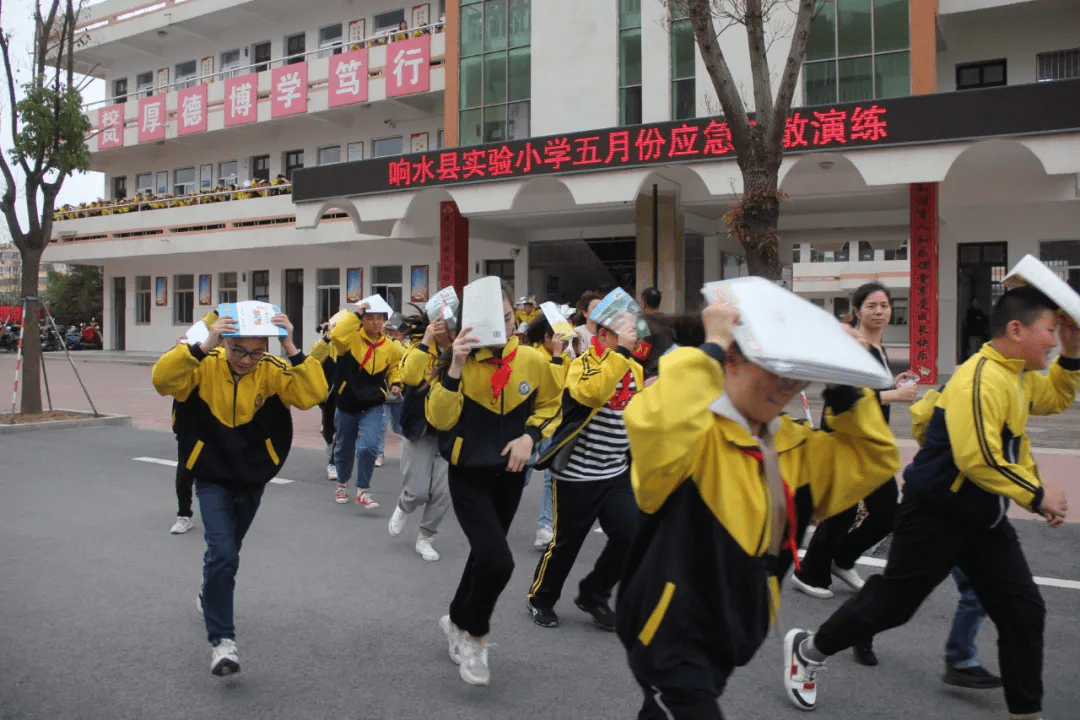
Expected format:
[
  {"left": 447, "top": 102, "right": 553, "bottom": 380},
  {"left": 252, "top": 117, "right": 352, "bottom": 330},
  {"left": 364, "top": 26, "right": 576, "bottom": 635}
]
[
  {"left": 276, "top": 71, "right": 303, "bottom": 108},
  {"left": 335, "top": 59, "right": 363, "bottom": 97},
  {"left": 392, "top": 47, "right": 423, "bottom": 88},
  {"left": 101, "top": 108, "right": 121, "bottom": 144},
  {"left": 181, "top": 94, "right": 203, "bottom": 128},
  {"left": 230, "top": 82, "right": 253, "bottom": 118}
]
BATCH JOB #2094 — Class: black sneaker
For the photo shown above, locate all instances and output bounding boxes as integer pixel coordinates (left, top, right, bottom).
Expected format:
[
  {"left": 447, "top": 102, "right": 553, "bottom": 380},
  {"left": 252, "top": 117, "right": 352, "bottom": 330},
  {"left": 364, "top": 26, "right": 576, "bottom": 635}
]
[
  {"left": 574, "top": 599, "right": 616, "bottom": 631},
  {"left": 852, "top": 637, "right": 878, "bottom": 666},
  {"left": 527, "top": 598, "right": 559, "bottom": 628},
  {"left": 942, "top": 665, "right": 1002, "bottom": 689}
]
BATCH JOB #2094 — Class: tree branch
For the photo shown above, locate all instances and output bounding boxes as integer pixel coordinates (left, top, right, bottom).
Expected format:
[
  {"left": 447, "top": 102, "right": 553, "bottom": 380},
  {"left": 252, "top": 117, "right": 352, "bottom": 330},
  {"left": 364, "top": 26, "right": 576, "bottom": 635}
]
[
  {"left": 767, "top": 0, "right": 819, "bottom": 154},
  {"left": 744, "top": 0, "right": 774, "bottom": 131}
]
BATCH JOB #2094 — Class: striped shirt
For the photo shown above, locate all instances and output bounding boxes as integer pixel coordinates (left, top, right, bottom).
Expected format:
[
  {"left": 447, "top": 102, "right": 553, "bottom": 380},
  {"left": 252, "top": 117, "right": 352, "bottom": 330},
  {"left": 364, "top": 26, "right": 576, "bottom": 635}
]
[{"left": 559, "top": 375, "right": 636, "bottom": 481}]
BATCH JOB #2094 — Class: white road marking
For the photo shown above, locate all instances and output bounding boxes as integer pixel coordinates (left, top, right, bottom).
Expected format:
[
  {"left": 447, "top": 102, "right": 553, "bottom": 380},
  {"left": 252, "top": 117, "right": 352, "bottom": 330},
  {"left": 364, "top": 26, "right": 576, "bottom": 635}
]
[
  {"left": 133, "top": 457, "right": 293, "bottom": 484},
  {"left": 798, "top": 550, "right": 1080, "bottom": 590}
]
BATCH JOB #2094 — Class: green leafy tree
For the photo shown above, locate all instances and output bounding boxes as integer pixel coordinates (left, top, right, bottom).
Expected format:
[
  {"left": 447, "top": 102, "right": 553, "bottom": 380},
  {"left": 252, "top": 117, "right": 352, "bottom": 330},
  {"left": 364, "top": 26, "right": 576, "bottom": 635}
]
[
  {"left": 44, "top": 264, "right": 100, "bottom": 326},
  {"left": 0, "top": 0, "right": 91, "bottom": 412}
]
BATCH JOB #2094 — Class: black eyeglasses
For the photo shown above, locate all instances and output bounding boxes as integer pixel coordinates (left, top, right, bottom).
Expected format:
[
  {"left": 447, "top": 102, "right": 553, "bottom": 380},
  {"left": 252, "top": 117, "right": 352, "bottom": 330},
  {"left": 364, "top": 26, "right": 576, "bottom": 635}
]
[{"left": 227, "top": 344, "right": 266, "bottom": 361}]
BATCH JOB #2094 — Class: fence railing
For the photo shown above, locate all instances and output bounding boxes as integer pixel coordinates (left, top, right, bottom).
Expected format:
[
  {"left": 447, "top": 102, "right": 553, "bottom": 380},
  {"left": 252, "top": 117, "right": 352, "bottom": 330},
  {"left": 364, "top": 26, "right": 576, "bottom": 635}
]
[{"left": 53, "top": 182, "right": 293, "bottom": 220}]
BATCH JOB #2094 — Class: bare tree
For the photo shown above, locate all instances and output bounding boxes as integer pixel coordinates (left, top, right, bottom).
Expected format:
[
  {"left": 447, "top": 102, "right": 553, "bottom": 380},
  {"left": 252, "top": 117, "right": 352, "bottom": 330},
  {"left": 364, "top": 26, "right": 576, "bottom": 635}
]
[
  {"left": 672, "top": 0, "right": 821, "bottom": 279},
  {"left": 0, "top": 0, "right": 91, "bottom": 413}
]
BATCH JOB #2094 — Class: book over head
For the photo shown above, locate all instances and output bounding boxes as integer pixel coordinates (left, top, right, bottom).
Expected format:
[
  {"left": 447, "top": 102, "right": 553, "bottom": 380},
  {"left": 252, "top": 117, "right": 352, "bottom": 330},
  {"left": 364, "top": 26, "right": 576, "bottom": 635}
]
[
  {"left": 217, "top": 301, "right": 287, "bottom": 337},
  {"left": 1003, "top": 254, "right": 1080, "bottom": 327},
  {"left": 702, "top": 277, "right": 894, "bottom": 388},
  {"left": 539, "top": 302, "right": 576, "bottom": 339},
  {"left": 425, "top": 286, "right": 459, "bottom": 329},
  {"left": 356, "top": 294, "right": 394, "bottom": 316},
  {"left": 460, "top": 276, "right": 508, "bottom": 347},
  {"left": 589, "top": 288, "right": 651, "bottom": 338}
]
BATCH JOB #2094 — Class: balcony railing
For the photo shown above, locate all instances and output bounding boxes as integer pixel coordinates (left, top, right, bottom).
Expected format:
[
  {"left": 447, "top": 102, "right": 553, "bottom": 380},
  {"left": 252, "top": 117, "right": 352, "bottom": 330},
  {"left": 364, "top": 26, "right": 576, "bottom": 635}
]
[{"left": 53, "top": 181, "right": 292, "bottom": 221}]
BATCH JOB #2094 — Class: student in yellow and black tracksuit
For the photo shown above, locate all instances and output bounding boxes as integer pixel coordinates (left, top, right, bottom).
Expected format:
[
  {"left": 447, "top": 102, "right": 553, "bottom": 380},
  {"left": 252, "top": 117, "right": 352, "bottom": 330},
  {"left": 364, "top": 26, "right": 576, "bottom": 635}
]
[
  {"left": 528, "top": 319, "right": 643, "bottom": 631},
  {"left": 617, "top": 299, "right": 899, "bottom": 719},
  {"left": 152, "top": 311, "right": 327, "bottom": 677},
  {"left": 427, "top": 284, "right": 561, "bottom": 687},
  {"left": 786, "top": 287, "right": 1080, "bottom": 719},
  {"left": 388, "top": 317, "right": 455, "bottom": 562},
  {"left": 330, "top": 304, "right": 403, "bottom": 508},
  {"left": 309, "top": 324, "right": 340, "bottom": 481}
]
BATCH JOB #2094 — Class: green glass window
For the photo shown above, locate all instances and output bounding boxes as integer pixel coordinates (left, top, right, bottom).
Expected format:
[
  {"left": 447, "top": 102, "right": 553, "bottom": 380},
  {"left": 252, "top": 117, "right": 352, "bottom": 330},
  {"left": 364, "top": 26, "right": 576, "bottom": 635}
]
[
  {"left": 620, "top": 27, "right": 642, "bottom": 86},
  {"left": 460, "top": 55, "right": 483, "bottom": 108},
  {"left": 671, "top": 19, "right": 695, "bottom": 79},
  {"left": 806, "top": 3, "right": 835, "bottom": 62},
  {"left": 460, "top": 108, "right": 482, "bottom": 146},
  {"left": 874, "top": 0, "right": 909, "bottom": 53},
  {"left": 484, "top": 0, "right": 507, "bottom": 52},
  {"left": 460, "top": 4, "right": 483, "bottom": 57},
  {"left": 507, "top": 46, "right": 530, "bottom": 101},
  {"left": 620, "top": 0, "right": 642, "bottom": 126},
  {"left": 459, "top": 0, "right": 530, "bottom": 145},
  {"left": 875, "top": 51, "right": 910, "bottom": 97},
  {"left": 620, "top": 0, "right": 641, "bottom": 27},
  {"left": 804, "top": 60, "right": 837, "bottom": 106},
  {"left": 837, "top": 0, "right": 872, "bottom": 57},
  {"left": 621, "top": 86, "right": 643, "bottom": 125},
  {"left": 838, "top": 56, "right": 873, "bottom": 102},
  {"left": 483, "top": 52, "right": 507, "bottom": 104},
  {"left": 483, "top": 105, "right": 507, "bottom": 143},
  {"left": 508, "top": 0, "right": 530, "bottom": 47}
]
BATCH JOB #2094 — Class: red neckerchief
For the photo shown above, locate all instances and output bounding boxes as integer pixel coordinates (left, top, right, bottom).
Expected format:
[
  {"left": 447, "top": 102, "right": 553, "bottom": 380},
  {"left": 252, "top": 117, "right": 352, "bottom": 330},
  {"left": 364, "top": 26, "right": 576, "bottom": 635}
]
[
  {"left": 359, "top": 331, "right": 386, "bottom": 370},
  {"left": 633, "top": 339, "right": 653, "bottom": 361},
  {"left": 484, "top": 347, "right": 518, "bottom": 404},
  {"left": 737, "top": 446, "right": 801, "bottom": 572},
  {"left": 591, "top": 337, "right": 635, "bottom": 409}
]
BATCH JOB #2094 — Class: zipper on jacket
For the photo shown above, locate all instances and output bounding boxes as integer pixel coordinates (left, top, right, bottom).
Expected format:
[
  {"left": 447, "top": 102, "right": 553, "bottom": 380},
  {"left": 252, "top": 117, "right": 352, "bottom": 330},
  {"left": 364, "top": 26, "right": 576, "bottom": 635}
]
[
  {"left": 232, "top": 377, "right": 239, "bottom": 426},
  {"left": 991, "top": 495, "right": 1007, "bottom": 528}
]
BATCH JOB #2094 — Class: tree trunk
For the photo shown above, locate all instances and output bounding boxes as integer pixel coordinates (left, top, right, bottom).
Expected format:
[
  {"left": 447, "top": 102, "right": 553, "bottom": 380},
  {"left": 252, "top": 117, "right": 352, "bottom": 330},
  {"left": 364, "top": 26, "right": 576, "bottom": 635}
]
[
  {"left": 729, "top": 147, "right": 783, "bottom": 280},
  {"left": 19, "top": 246, "right": 43, "bottom": 415}
]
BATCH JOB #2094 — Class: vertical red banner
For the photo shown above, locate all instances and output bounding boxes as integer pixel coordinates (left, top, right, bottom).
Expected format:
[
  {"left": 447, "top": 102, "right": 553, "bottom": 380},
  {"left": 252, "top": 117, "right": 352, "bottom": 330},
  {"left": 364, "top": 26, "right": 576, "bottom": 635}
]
[
  {"left": 909, "top": 182, "right": 939, "bottom": 385},
  {"left": 439, "top": 201, "right": 469, "bottom": 294}
]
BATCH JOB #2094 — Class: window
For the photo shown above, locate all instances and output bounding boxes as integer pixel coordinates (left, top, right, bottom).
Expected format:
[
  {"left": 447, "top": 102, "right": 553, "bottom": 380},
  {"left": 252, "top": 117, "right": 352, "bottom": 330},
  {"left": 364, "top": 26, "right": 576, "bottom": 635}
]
[
  {"left": 135, "top": 173, "right": 153, "bottom": 192},
  {"left": 253, "top": 42, "right": 272, "bottom": 73},
  {"left": 318, "top": 24, "right": 343, "bottom": 58},
  {"left": 670, "top": 7, "right": 695, "bottom": 120},
  {"left": 112, "top": 176, "right": 127, "bottom": 200},
  {"left": 219, "top": 272, "right": 238, "bottom": 304},
  {"left": 803, "top": 0, "right": 910, "bottom": 105},
  {"left": 285, "top": 33, "right": 306, "bottom": 65},
  {"left": 136, "top": 71, "right": 154, "bottom": 97},
  {"left": 619, "top": 0, "right": 642, "bottom": 125},
  {"left": 374, "top": 9, "right": 406, "bottom": 32},
  {"left": 347, "top": 142, "right": 365, "bottom": 161},
  {"left": 112, "top": 77, "right": 128, "bottom": 104},
  {"left": 155, "top": 170, "right": 168, "bottom": 194},
  {"left": 485, "top": 259, "right": 514, "bottom": 289},
  {"left": 884, "top": 241, "right": 907, "bottom": 261},
  {"left": 833, "top": 296, "right": 850, "bottom": 320},
  {"left": 835, "top": 243, "right": 850, "bottom": 262},
  {"left": 956, "top": 59, "right": 1006, "bottom": 90},
  {"left": 175, "top": 60, "right": 197, "bottom": 89},
  {"left": 283, "top": 150, "right": 304, "bottom": 180},
  {"left": 135, "top": 276, "right": 151, "bottom": 324},
  {"left": 437, "top": 129, "right": 444, "bottom": 149},
  {"left": 174, "top": 274, "right": 194, "bottom": 325},
  {"left": 371, "top": 265, "right": 403, "bottom": 312},
  {"left": 220, "top": 49, "right": 241, "bottom": 79},
  {"left": 251, "top": 155, "right": 270, "bottom": 182},
  {"left": 889, "top": 297, "right": 908, "bottom": 326},
  {"left": 459, "top": 0, "right": 531, "bottom": 145},
  {"left": 792, "top": 246, "right": 801, "bottom": 264},
  {"left": 317, "top": 145, "right": 341, "bottom": 165},
  {"left": 174, "top": 167, "right": 196, "bottom": 195},
  {"left": 316, "top": 268, "right": 341, "bottom": 325},
  {"left": 858, "top": 240, "right": 875, "bottom": 261},
  {"left": 373, "top": 136, "right": 403, "bottom": 157},
  {"left": 218, "top": 160, "right": 238, "bottom": 188},
  {"left": 250, "top": 270, "right": 270, "bottom": 302},
  {"left": 1037, "top": 48, "right": 1080, "bottom": 82}
]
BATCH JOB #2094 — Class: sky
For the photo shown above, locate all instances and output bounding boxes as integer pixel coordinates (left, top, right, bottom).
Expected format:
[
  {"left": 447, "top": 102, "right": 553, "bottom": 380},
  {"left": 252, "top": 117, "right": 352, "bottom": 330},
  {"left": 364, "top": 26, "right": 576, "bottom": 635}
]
[{"left": 0, "top": 0, "right": 106, "bottom": 242}]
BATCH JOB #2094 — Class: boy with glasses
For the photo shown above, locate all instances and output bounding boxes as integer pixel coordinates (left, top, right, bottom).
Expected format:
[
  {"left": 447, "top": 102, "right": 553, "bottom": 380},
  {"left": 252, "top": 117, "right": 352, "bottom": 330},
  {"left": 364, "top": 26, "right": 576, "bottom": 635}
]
[{"left": 152, "top": 311, "right": 327, "bottom": 676}]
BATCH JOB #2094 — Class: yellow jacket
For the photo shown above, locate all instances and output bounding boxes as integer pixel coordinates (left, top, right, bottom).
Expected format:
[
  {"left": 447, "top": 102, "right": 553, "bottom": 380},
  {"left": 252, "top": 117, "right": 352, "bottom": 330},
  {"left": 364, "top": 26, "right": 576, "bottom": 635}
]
[
  {"left": 152, "top": 343, "right": 327, "bottom": 488},
  {"left": 904, "top": 343, "right": 1080, "bottom": 519},
  {"left": 534, "top": 343, "right": 571, "bottom": 387},
  {"left": 330, "top": 313, "right": 404, "bottom": 413},
  {"left": 402, "top": 341, "right": 442, "bottom": 387},
  {"left": 426, "top": 336, "right": 562, "bottom": 467}
]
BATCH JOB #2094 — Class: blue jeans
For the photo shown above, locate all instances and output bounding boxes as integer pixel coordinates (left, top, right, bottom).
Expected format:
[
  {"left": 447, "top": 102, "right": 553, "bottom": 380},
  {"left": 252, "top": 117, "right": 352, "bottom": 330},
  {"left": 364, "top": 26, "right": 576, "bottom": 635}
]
[
  {"left": 334, "top": 406, "right": 384, "bottom": 490},
  {"left": 376, "top": 401, "right": 404, "bottom": 458},
  {"left": 196, "top": 481, "right": 264, "bottom": 644},
  {"left": 538, "top": 470, "right": 554, "bottom": 530},
  {"left": 945, "top": 567, "right": 987, "bottom": 669}
]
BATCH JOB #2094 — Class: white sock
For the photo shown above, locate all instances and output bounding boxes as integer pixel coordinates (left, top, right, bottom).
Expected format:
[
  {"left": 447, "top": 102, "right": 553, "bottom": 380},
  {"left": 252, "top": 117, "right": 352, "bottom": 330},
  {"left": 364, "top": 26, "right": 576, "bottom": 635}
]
[{"left": 800, "top": 636, "right": 827, "bottom": 663}]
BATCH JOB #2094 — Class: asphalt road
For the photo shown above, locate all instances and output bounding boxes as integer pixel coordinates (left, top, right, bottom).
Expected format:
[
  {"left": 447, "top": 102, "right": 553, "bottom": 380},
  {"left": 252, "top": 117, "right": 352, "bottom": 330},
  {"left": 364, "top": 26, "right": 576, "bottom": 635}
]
[{"left": 3, "top": 426, "right": 1080, "bottom": 720}]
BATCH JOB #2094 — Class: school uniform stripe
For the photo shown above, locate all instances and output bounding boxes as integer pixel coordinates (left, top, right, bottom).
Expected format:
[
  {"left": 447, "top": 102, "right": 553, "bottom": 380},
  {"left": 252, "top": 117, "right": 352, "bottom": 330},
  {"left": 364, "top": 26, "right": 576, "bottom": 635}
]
[{"left": 971, "top": 358, "right": 1038, "bottom": 496}]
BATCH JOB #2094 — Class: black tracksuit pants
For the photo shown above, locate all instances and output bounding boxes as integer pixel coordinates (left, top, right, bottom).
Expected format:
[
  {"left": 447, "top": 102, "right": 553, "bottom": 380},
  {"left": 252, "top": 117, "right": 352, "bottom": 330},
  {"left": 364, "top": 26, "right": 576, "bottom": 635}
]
[
  {"left": 528, "top": 469, "right": 638, "bottom": 610},
  {"left": 796, "top": 478, "right": 898, "bottom": 587},
  {"left": 175, "top": 456, "right": 194, "bottom": 518},
  {"left": 447, "top": 464, "right": 525, "bottom": 638},
  {"left": 636, "top": 683, "right": 724, "bottom": 720},
  {"left": 813, "top": 496, "right": 1045, "bottom": 715}
]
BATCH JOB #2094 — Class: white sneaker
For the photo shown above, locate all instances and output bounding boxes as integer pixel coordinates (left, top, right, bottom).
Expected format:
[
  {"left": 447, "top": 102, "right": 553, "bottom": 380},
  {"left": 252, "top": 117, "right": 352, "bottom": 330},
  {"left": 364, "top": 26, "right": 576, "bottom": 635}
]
[
  {"left": 439, "top": 614, "right": 464, "bottom": 664},
  {"left": 357, "top": 491, "right": 379, "bottom": 509},
  {"left": 784, "top": 628, "right": 825, "bottom": 711},
  {"left": 534, "top": 525, "right": 553, "bottom": 550},
  {"left": 416, "top": 535, "right": 440, "bottom": 562},
  {"left": 326, "top": 463, "right": 338, "bottom": 481},
  {"left": 458, "top": 635, "right": 490, "bottom": 686},
  {"left": 374, "top": 456, "right": 384, "bottom": 467},
  {"left": 170, "top": 516, "right": 194, "bottom": 534},
  {"left": 334, "top": 485, "right": 349, "bottom": 504},
  {"left": 389, "top": 506, "right": 407, "bottom": 536},
  {"left": 791, "top": 574, "right": 834, "bottom": 599},
  {"left": 831, "top": 562, "right": 865, "bottom": 591},
  {"left": 210, "top": 638, "right": 240, "bottom": 676}
]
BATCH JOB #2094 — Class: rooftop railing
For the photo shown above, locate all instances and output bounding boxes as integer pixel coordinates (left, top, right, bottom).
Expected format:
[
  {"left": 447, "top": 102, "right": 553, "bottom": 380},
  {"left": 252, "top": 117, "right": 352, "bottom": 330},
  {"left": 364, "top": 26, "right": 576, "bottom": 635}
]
[{"left": 52, "top": 181, "right": 293, "bottom": 220}]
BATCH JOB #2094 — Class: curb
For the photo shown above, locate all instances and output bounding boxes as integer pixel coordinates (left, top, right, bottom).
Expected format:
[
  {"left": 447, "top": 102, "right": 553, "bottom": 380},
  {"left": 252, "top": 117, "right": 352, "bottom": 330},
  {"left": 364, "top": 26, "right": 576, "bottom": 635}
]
[{"left": 0, "top": 411, "right": 132, "bottom": 434}]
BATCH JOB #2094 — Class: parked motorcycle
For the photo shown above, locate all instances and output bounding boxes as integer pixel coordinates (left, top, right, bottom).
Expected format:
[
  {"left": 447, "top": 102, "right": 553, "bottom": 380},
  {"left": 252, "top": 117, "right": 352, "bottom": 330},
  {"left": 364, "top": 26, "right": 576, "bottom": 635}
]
[
  {"left": 40, "top": 326, "right": 62, "bottom": 352},
  {"left": 0, "top": 323, "right": 20, "bottom": 352}
]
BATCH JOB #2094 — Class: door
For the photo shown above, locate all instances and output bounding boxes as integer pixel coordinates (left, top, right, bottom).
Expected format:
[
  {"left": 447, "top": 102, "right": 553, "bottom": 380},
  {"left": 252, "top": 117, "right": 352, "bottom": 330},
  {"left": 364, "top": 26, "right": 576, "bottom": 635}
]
[
  {"left": 113, "top": 277, "right": 126, "bottom": 350},
  {"left": 251, "top": 155, "right": 270, "bottom": 183},
  {"left": 956, "top": 242, "right": 1007, "bottom": 363},
  {"left": 253, "top": 42, "right": 271, "bottom": 73},
  {"left": 284, "top": 269, "right": 304, "bottom": 349}
]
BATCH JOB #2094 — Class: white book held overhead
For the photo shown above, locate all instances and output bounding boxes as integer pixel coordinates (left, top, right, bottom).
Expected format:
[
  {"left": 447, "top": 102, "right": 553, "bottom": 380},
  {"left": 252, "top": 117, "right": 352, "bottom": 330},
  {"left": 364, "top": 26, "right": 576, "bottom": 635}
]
[
  {"left": 539, "top": 302, "right": 575, "bottom": 339},
  {"left": 218, "top": 301, "right": 286, "bottom": 337},
  {"left": 1002, "top": 254, "right": 1080, "bottom": 326},
  {"left": 355, "top": 293, "right": 394, "bottom": 316},
  {"left": 702, "top": 277, "right": 894, "bottom": 389},
  {"left": 180, "top": 318, "right": 210, "bottom": 345},
  {"left": 425, "top": 285, "right": 460, "bottom": 328},
  {"left": 460, "top": 276, "right": 508, "bottom": 347}
]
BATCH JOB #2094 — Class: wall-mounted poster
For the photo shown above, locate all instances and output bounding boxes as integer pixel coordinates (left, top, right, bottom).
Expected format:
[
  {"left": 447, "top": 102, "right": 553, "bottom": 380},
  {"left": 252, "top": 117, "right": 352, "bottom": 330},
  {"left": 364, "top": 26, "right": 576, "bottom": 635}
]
[
  {"left": 200, "top": 56, "right": 214, "bottom": 83},
  {"left": 200, "top": 164, "right": 212, "bottom": 190},
  {"left": 155, "top": 171, "right": 168, "bottom": 194},
  {"left": 198, "top": 274, "right": 212, "bottom": 305},
  {"left": 348, "top": 18, "right": 366, "bottom": 45},
  {"left": 411, "top": 4, "right": 430, "bottom": 29},
  {"left": 156, "top": 67, "right": 169, "bottom": 94},
  {"left": 410, "top": 265, "right": 429, "bottom": 302},
  {"left": 155, "top": 277, "right": 168, "bottom": 306},
  {"left": 346, "top": 267, "right": 363, "bottom": 303},
  {"left": 410, "top": 131, "right": 428, "bottom": 153}
]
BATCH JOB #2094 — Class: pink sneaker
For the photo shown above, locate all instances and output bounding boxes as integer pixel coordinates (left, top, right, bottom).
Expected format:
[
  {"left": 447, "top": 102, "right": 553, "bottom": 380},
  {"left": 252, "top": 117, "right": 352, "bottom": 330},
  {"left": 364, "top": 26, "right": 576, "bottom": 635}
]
[
  {"left": 334, "top": 485, "right": 348, "bottom": 504},
  {"left": 357, "top": 491, "right": 380, "bottom": 509}
]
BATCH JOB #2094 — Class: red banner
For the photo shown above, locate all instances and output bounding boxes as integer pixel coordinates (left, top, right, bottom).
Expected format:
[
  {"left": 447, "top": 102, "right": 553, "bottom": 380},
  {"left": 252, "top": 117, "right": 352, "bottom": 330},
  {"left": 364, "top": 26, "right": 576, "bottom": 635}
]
[
  {"left": 909, "top": 182, "right": 938, "bottom": 385},
  {"left": 385, "top": 35, "right": 430, "bottom": 98},
  {"left": 271, "top": 63, "right": 308, "bottom": 118},
  {"left": 329, "top": 49, "right": 369, "bottom": 107},
  {"left": 97, "top": 103, "right": 125, "bottom": 149},
  {"left": 176, "top": 85, "right": 207, "bottom": 136},
  {"left": 439, "top": 201, "right": 468, "bottom": 293}
]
